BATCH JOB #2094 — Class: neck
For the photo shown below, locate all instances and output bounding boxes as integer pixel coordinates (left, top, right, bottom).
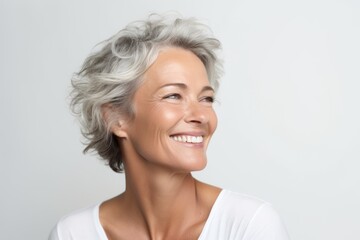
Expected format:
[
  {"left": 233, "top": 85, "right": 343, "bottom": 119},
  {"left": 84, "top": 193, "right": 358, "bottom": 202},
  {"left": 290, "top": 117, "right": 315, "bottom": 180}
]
[{"left": 123, "top": 161, "right": 203, "bottom": 236}]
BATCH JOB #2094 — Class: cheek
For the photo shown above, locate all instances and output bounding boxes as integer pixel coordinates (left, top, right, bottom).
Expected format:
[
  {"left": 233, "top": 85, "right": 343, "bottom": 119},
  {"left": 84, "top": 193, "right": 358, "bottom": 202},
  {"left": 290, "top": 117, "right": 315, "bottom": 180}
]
[
  {"left": 162, "top": 107, "right": 183, "bottom": 122},
  {"left": 152, "top": 104, "right": 184, "bottom": 126},
  {"left": 130, "top": 104, "right": 183, "bottom": 140},
  {"left": 210, "top": 110, "right": 218, "bottom": 134}
]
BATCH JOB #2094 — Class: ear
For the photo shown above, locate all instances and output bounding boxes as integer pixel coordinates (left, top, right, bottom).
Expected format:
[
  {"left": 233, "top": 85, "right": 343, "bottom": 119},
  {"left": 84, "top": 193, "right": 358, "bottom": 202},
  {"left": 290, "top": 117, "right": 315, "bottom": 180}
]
[
  {"left": 101, "top": 104, "right": 129, "bottom": 138},
  {"left": 111, "top": 119, "right": 129, "bottom": 138}
]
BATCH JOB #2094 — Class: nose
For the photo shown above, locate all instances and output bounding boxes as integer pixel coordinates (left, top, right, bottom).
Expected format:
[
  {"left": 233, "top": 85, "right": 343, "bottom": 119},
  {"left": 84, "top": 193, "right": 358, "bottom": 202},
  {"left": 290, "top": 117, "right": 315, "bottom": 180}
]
[{"left": 184, "top": 101, "right": 210, "bottom": 124}]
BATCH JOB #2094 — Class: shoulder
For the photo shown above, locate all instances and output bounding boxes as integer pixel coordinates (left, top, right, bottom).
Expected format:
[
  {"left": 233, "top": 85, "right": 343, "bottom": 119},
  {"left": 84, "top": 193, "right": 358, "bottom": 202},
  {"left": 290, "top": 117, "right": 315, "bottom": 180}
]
[
  {"left": 212, "top": 190, "right": 270, "bottom": 220},
  {"left": 199, "top": 190, "right": 290, "bottom": 240},
  {"left": 49, "top": 204, "right": 107, "bottom": 240}
]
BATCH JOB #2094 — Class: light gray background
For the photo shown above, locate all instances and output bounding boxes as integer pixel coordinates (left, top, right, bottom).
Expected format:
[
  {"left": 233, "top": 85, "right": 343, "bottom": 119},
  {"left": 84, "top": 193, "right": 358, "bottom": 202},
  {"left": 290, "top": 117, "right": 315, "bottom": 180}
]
[{"left": 1, "top": 0, "right": 359, "bottom": 239}]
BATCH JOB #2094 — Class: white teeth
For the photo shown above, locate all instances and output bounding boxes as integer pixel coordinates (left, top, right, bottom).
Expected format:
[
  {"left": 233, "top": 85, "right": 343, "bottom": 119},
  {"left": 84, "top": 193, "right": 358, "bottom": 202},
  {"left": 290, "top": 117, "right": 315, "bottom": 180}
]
[{"left": 171, "top": 135, "right": 204, "bottom": 143}]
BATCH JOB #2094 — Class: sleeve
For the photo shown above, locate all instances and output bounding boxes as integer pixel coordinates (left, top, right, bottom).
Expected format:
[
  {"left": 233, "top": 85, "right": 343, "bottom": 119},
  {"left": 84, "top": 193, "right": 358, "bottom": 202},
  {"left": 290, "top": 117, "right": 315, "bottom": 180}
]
[{"left": 243, "top": 203, "right": 290, "bottom": 240}]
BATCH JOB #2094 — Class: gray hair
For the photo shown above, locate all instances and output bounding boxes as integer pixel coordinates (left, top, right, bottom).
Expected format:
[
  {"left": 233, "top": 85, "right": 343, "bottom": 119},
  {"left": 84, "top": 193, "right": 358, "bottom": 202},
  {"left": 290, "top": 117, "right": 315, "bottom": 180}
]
[{"left": 70, "top": 14, "right": 223, "bottom": 172}]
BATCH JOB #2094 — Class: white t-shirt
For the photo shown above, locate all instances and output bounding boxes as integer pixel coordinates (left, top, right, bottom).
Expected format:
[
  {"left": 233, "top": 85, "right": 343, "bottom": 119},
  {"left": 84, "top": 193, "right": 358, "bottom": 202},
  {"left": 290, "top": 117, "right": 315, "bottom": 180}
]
[{"left": 49, "top": 190, "right": 290, "bottom": 240}]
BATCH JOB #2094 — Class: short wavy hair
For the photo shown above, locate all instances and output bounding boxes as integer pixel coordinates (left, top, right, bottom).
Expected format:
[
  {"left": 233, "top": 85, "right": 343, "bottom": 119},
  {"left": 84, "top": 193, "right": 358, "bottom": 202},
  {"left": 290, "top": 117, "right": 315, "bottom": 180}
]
[{"left": 70, "top": 14, "right": 223, "bottom": 172}]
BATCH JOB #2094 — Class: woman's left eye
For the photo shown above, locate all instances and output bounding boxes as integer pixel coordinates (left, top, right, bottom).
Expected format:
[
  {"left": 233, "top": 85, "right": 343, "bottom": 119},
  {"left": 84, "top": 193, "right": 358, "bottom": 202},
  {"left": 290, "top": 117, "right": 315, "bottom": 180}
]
[{"left": 201, "top": 96, "right": 215, "bottom": 103}]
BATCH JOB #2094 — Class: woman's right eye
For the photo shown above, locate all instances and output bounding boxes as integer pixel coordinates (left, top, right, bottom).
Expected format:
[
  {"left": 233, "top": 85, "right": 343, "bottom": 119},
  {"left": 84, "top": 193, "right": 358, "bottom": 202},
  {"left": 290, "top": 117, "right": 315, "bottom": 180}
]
[{"left": 163, "top": 93, "right": 181, "bottom": 100}]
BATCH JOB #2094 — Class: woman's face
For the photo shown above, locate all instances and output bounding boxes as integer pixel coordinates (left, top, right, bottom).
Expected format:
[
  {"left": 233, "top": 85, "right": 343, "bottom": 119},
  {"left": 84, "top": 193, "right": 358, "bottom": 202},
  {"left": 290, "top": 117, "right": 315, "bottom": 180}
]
[{"left": 120, "top": 47, "right": 217, "bottom": 172}]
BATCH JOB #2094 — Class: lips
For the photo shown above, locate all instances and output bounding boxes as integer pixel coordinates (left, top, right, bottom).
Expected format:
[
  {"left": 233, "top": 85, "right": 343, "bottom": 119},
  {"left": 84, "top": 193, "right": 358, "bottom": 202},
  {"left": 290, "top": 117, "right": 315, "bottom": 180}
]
[{"left": 170, "top": 135, "right": 204, "bottom": 143}]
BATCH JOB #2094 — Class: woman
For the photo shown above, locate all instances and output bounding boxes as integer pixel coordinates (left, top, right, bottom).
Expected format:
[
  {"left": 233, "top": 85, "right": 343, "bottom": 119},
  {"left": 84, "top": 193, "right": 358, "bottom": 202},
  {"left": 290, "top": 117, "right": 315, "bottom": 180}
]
[{"left": 50, "top": 14, "right": 290, "bottom": 240}]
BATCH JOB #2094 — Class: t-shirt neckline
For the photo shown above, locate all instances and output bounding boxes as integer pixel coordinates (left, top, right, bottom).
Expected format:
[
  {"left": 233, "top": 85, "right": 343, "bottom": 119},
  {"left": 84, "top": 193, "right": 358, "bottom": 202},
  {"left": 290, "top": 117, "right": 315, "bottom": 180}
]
[{"left": 93, "top": 189, "right": 226, "bottom": 240}]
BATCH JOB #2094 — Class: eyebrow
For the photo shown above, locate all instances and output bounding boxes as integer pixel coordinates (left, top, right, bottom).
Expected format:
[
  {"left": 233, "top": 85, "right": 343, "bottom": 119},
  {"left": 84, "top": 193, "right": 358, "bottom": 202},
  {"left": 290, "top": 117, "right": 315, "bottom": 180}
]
[{"left": 158, "top": 83, "right": 215, "bottom": 93}]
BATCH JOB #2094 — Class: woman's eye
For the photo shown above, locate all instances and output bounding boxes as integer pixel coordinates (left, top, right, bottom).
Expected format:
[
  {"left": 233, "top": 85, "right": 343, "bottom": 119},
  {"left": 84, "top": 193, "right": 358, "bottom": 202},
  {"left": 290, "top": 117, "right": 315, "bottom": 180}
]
[
  {"left": 201, "top": 96, "right": 215, "bottom": 103},
  {"left": 163, "top": 93, "right": 181, "bottom": 100}
]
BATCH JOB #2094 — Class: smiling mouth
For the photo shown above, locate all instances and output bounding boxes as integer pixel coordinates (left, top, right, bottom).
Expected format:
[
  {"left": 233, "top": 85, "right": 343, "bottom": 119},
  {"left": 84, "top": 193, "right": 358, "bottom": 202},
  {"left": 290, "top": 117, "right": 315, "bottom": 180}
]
[{"left": 170, "top": 135, "right": 204, "bottom": 143}]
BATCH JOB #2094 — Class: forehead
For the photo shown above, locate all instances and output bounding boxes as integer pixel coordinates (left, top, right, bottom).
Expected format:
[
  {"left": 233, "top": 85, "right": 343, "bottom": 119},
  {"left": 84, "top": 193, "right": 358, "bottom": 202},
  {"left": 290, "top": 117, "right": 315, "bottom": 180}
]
[{"left": 141, "top": 47, "right": 209, "bottom": 89}]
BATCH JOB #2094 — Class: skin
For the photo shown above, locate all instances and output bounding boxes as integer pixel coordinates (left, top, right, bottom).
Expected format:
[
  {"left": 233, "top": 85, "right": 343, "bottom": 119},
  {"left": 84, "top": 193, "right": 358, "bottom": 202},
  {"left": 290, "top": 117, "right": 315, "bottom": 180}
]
[{"left": 100, "top": 47, "right": 221, "bottom": 240}]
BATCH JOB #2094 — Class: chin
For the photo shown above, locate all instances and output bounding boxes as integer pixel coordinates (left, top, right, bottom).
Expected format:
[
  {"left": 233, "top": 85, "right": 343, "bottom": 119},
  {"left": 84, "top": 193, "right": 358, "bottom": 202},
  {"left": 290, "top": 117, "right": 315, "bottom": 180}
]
[{"left": 179, "top": 158, "right": 208, "bottom": 173}]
